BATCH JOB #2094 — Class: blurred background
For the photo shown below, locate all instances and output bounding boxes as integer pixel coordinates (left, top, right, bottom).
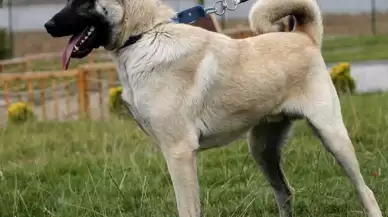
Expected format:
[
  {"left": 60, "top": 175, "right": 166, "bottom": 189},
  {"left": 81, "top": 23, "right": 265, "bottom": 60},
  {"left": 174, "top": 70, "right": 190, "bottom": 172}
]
[{"left": 0, "top": 0, "right": 387, "bottom": 56}]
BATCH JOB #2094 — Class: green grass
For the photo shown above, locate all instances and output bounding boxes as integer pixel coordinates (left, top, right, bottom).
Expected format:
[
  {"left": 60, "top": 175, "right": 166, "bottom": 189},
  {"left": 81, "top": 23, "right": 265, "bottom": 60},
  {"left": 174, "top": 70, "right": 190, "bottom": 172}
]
[
  {"left": 322, "top": 35, "right": 388, "bottom": 63},
  {"left": 1, "top": 92, "right": 388, "bottom": 217}
]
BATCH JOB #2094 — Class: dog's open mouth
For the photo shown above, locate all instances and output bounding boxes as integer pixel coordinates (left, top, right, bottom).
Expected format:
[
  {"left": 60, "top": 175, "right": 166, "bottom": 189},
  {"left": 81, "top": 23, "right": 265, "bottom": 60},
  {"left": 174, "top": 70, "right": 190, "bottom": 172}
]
[{"left": 62, "top": 26, "right": 99, "bottom": 70}]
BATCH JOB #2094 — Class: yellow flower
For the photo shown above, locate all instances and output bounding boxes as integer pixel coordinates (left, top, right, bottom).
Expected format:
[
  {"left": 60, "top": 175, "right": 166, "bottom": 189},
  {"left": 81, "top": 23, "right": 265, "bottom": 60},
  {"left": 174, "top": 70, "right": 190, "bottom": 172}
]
[
  {"left": 330, "top": 62, "right": 355, "bottom": 95},
  {"left": 108, "top": 86, "right": 128, "bottom": 116},
  {"left": 330, "top": 62, "right": 350, "bottom": 78},
  {"left": 339, "top": 62, "right": 350, "bottom": 71},
  {"left": 109, "top": 86, "right": 123, "bottom": 98},
  {"left": 7, "top": 102, "right": 35, "bottom": 123}
]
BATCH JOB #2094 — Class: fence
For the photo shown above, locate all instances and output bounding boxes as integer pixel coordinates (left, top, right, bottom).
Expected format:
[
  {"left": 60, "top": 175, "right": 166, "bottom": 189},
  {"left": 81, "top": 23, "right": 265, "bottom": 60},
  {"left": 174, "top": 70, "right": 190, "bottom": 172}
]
[
  {"left": 0, "top": 49, "right": 111, "bottom": 72},
  {"left": 0, "top": 62, "right": 119, "bottom": 124}
]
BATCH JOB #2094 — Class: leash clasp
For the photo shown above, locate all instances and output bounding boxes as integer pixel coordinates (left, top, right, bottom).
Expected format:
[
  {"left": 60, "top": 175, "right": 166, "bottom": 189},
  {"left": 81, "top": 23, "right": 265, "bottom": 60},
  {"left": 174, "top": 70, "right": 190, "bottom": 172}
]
[
  {"left": 206, "top": 0, "right": 243, "bottom": 16},
  {"left": 171, "top": 0, "right": 250, "bottom": 24}
]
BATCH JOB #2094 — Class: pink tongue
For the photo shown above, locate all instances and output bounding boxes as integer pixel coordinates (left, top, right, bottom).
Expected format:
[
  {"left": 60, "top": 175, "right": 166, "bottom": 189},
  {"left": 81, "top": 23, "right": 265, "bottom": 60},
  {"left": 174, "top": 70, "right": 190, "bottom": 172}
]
[{"left": 62, "top": 29, "right": 87, "bottom": 70}]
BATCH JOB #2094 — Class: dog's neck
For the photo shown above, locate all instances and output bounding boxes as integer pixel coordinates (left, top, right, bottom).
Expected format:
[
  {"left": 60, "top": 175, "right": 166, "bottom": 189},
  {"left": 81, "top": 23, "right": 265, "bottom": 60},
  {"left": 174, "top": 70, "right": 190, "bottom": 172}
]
[{"left": 117, "top": 0, "right": 175, "bottom": 49}]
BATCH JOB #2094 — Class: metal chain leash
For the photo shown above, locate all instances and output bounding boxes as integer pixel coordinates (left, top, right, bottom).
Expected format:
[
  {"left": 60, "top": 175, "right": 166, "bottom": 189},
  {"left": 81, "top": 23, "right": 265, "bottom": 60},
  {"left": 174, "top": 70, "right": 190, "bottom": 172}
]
[{"left": 205, "top": 0, "right": 248, "bottom": 16}]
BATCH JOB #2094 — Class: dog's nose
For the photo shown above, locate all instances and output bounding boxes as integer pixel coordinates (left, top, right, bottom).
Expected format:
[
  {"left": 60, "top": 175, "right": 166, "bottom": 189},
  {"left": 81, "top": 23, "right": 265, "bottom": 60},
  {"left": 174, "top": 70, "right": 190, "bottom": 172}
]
[{"left": 44, "top": 20, "right": 56, "bottom": 31}]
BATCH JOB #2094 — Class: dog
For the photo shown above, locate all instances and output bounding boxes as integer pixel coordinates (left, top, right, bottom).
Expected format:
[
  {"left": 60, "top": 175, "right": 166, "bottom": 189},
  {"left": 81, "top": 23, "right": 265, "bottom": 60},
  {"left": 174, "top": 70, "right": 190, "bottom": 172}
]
[{"left": 44, "top": 0, "right": 383, "bottom": 216}]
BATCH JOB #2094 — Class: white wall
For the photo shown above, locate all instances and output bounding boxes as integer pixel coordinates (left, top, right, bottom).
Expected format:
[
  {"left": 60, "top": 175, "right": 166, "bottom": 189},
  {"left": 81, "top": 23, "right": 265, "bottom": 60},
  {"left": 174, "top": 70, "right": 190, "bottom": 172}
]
[{"left": 0, "top": 0, "right": 387, "bottom": 31}]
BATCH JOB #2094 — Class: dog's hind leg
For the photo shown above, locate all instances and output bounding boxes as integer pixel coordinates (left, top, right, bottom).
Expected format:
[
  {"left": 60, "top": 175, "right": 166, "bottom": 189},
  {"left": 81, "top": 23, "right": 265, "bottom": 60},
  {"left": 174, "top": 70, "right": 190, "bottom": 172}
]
[
  {"left": 289, "top": 77, "right": 383, "bottom": 217},
  {"left": 248, "top": 118, "right": 294, "bottom": 217}
]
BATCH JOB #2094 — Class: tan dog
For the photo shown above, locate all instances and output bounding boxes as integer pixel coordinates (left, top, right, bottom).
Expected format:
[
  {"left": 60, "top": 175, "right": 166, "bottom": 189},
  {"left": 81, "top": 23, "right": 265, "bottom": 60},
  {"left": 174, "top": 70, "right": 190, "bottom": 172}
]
[{"left": 44, "top": 0, "right": 382, "bottom": 216}]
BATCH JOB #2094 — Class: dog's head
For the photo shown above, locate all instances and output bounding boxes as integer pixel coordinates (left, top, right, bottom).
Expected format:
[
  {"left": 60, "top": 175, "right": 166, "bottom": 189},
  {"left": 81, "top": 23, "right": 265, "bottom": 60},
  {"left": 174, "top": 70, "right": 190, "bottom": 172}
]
[{"left": 45, "top": 0, "right": 174, "bottom": 69}]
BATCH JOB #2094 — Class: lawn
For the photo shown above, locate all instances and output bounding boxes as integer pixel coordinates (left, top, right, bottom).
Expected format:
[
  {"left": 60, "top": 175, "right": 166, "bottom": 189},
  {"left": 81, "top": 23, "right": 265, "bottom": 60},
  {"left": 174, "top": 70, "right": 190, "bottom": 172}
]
[
  {"left": 322, "top": 34, "right": 388, "bottom": 63},
  {"left": 0, "top": 92, "right": 388, "bottom": 217}
]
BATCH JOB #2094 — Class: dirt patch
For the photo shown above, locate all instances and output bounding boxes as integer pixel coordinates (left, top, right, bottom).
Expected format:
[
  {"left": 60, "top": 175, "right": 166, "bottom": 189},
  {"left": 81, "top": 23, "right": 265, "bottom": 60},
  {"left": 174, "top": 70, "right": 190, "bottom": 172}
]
[
  {"left": 12, "top": 31, "right": 70, "bottom": 57},
  {"left": 322, "top": 12, "right": 388, "bottom": 35},
  {"left": 8, "top": 12, "right": 388, "bottom": 57}
]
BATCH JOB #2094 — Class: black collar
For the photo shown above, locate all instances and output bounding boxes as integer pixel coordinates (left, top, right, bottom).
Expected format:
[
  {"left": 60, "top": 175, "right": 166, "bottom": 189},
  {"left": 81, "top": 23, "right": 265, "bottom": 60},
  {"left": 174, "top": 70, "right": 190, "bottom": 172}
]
[
  {"left": 121, "top": 34, "right": 143, "bottom": 49},
  {"left": 119, "top": 22, "right": 170, "bottom": 49}
]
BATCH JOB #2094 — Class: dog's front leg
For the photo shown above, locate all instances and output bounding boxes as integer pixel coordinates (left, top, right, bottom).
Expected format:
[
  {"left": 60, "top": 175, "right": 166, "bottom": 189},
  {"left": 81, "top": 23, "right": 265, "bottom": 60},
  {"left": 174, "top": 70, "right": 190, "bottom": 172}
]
[{"left": 160, "top": 137, "right": 201, "bottom": 217}]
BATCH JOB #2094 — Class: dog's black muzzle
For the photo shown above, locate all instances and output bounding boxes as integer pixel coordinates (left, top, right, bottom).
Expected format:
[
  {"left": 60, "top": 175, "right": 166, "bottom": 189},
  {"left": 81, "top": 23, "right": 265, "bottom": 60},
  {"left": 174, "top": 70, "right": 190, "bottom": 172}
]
[
  {"left": 44, "top": 19, "right": 64, "bottom": 37},
  {"left": 45, "top": 6, "right": 91, "bottom": 38}
]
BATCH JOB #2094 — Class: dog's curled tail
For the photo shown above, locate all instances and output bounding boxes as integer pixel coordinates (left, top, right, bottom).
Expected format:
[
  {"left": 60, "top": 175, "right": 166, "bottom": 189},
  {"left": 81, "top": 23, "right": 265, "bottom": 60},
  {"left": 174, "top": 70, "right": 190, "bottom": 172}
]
[{"left": 248, "top": 0, "right": 323, "bottom": 47}]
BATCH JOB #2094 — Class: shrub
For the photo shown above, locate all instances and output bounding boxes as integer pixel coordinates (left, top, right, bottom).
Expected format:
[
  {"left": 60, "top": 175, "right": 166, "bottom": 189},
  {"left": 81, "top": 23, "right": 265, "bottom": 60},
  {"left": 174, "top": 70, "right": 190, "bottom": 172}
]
[
  {"left": 7, "top": 102, "right": 36, "bottom": 124},
  {"left": 0, "top": 28, "right": 12, "bottom": 59},
  {"left": 108, "top": 87, "right": 130, "bottom": 118},
  {"left": 330, "top": 62, "right": 356, "bottom": 95}
]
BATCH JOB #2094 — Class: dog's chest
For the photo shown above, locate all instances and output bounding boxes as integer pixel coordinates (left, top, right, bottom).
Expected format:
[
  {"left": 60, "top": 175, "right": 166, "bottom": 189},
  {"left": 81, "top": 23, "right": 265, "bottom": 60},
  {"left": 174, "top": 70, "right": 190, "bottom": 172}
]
[
  {"left": 120, "top": 87, "right": 155, "bottom": 137},
  {"left": 114, "top": 58, "right": 157, "bottom": 137}
]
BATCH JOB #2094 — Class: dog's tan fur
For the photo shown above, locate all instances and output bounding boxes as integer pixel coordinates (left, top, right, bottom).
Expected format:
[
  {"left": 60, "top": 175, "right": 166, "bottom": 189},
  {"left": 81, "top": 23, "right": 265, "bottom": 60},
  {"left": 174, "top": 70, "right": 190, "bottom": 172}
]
[{"left": 96, "top": 0, "right": 383, "bottom": 216}]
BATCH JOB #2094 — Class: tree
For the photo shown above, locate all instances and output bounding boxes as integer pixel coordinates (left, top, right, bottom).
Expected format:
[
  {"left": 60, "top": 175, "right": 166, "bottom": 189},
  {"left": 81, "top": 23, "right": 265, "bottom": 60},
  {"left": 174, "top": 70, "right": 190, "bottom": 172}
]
[{"left": 197, "top": 0, "right": 204, "bottom": 5}]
